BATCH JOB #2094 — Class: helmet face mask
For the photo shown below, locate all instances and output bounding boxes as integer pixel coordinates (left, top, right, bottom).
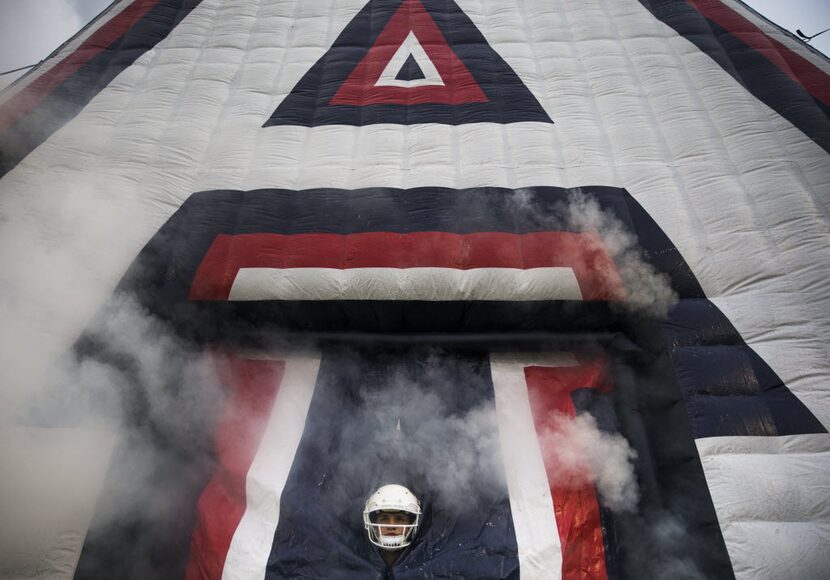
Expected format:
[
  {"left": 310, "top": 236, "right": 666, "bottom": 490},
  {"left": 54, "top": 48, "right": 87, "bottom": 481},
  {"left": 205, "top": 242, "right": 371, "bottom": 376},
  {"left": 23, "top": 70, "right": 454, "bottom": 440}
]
[
  {"left": 364, "top": 514, "right": 419, "bottom": 550},
  {"left": 363, "top": 484, "right": 421, "bottom": 551}
]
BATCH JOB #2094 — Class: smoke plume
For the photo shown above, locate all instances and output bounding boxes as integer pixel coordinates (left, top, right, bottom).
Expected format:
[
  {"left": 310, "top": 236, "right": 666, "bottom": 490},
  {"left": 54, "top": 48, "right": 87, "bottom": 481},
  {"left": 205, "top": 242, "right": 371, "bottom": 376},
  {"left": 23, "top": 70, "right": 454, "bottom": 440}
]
[{"left": 536, "top": 411, "right": 639, "bottom": 512}]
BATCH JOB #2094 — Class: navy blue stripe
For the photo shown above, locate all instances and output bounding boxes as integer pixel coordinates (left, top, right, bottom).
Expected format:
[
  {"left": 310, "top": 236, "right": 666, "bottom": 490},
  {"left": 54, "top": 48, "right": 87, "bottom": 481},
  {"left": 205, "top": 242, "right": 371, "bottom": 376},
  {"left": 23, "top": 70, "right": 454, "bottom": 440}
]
[
  {"left": 0, "top": 0, "right": 204, "bottom": 178},
  {"left": 665, "top": 299, "right": 826, "bottom": 436},
  {"left": 639, "top": 0, "right": 830, "bottom": 154}
]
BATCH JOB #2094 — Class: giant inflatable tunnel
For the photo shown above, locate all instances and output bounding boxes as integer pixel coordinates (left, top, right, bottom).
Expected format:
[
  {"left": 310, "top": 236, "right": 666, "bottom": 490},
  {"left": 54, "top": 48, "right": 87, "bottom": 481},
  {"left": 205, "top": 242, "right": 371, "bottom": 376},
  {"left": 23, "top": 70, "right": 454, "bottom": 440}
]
[{"left": 0, "top": 0, "right": 829, "bottom": 578}]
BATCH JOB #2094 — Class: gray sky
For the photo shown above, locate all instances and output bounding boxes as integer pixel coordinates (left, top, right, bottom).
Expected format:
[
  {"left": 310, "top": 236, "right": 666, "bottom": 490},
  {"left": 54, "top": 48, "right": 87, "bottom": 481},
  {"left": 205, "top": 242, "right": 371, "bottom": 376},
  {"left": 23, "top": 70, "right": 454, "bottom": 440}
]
[
  {"left": 0, "top": 0, "right": 829, "bottom": 92},
  {"left": 744, "top": 0, "right": 830, "bottom": 55},
  {"left": 0, "top": 0, "right": 110, "bottom": 90}
]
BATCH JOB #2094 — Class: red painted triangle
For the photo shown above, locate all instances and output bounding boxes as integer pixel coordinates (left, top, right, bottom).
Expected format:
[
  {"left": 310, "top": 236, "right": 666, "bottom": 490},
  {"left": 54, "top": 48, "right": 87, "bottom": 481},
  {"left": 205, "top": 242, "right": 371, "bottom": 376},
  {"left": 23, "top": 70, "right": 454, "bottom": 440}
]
[{"left": 329, "top": 0, "right": 488, "bottom": 106}]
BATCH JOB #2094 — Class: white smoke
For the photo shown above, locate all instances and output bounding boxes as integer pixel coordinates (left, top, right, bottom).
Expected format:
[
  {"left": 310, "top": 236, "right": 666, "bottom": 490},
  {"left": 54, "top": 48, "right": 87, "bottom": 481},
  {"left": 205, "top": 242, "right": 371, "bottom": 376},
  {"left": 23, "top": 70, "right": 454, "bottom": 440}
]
[
  {"left": 536, "top": 410, "right": 639, "bottom": 512},
  {"left": 323, "top": 353, "right": 507, "bottom": 515},
  {"left": 362, "top": 384, "right": 503, "bottom": 510},
  {"left": 505, "top": 188, "right": 678, "bottom": 317},
  {"left": 563, "top": 193, "right": 677, "bottom": 317},
  {"left": 0, "top": 294, "right": 225, "bottom": 578},
  {"left": 628, "top": 511, "right": 707, "bottom": 580}
]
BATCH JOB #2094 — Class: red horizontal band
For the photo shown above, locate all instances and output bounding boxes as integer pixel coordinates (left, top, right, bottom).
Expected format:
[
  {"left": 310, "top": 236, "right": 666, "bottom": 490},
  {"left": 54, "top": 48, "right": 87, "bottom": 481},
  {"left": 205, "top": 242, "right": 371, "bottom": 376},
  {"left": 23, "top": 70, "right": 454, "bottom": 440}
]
[{"left": 188, "top": 231, "right": 625, "bottom": 302}]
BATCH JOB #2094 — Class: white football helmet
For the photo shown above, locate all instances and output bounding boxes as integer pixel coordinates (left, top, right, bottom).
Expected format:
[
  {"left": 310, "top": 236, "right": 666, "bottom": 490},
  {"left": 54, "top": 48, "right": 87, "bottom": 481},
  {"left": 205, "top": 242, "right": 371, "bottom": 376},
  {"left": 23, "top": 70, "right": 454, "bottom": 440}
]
[{"left": 363, "top": 484, "right": 421, "bottom": 550}]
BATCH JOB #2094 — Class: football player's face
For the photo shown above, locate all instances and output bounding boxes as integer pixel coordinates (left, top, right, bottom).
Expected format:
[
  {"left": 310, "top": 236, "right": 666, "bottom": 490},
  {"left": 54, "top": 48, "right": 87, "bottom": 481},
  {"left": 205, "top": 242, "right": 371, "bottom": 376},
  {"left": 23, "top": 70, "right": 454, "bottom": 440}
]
[{"left": 376, "top": 511, "right": 410, "bottom": 536}]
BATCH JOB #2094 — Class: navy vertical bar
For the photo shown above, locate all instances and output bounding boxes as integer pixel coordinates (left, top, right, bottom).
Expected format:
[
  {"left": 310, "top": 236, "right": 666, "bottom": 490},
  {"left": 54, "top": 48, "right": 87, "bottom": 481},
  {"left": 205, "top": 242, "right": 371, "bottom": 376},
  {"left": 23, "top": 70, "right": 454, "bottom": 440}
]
[{"left": 266, "top": 348, "right": 519, "bottom": 579}]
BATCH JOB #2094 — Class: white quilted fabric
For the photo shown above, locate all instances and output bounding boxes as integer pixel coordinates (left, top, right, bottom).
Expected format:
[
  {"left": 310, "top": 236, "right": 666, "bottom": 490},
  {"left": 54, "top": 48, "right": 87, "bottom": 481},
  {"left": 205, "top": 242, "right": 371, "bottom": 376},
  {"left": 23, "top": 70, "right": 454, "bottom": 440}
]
[{"left": 1, "top": 0, "right": 828, "bottom": 576}]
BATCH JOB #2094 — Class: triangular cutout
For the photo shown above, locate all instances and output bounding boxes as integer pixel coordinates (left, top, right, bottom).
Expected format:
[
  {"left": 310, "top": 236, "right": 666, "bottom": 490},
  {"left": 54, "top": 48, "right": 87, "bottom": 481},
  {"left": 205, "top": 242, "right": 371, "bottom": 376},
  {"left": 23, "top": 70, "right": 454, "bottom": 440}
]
[
  {"left": 331, "top": 4, "right": 483, "bottom": 105},
  {"left": 265, "top": 0, "right": 552, "bottom": 126},
  {"left": 379, "top": 33, "right": 439, "bottom": 87},
  {"left": 394, "top": 53, "right": 426, "bottom": 83}
]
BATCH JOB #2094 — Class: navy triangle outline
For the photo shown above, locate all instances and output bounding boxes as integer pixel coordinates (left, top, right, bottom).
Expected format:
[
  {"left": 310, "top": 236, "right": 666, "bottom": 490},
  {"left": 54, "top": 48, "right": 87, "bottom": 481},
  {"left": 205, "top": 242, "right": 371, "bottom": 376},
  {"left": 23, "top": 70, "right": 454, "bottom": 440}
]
[{"left": 264, "top": 0, "right": 553, "bottom": 126}]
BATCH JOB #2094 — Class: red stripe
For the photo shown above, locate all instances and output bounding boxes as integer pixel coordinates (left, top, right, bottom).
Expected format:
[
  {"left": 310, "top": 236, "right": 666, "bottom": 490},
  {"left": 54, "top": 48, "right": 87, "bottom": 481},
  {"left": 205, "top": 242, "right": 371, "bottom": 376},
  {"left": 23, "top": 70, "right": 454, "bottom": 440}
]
[
  {"left": 0, "top": 0, "right": 160, "bottom": 131},
  {"left": 524, "top": 362, "right": 612, "bottom": 580},
  {"left": 688, "top": 0, "right": 830, "bottom": 106},
  {"left": 187, "top": 231, "right": 625, "bottom": 302},
  {"left": 185, "top": 354, "right": 285, "bottom": 580}
]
